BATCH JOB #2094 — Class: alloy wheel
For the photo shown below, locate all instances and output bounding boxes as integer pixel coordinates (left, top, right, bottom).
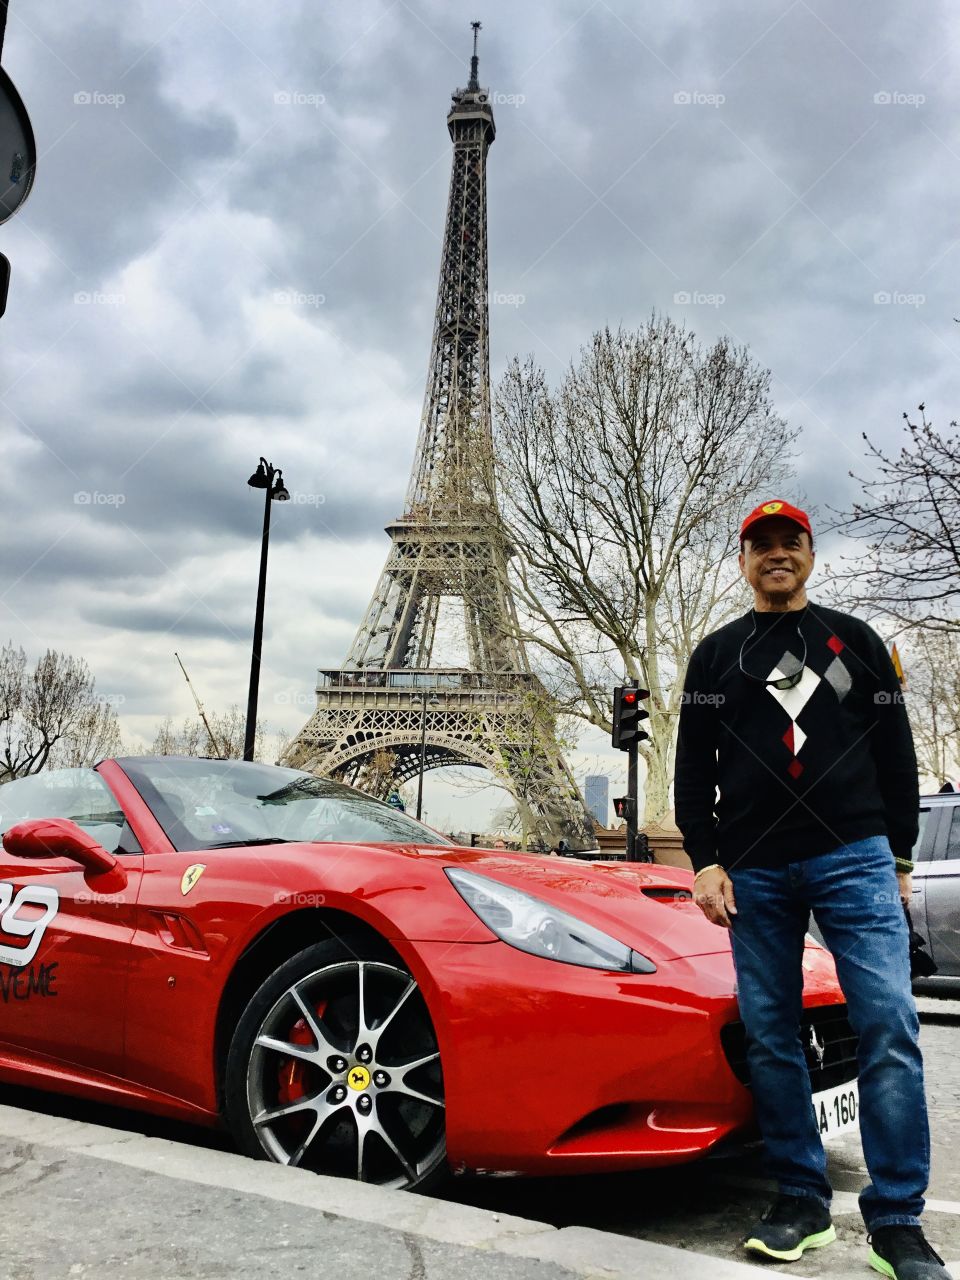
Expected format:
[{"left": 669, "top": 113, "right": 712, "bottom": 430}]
[{"left": 245, "top": 960, "right": 445, "bottom": 1188}]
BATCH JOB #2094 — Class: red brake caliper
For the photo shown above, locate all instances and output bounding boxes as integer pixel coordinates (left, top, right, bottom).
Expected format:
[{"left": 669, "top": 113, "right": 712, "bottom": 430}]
[{"left": 277, "top": 1001, "right": 328, "bottom": 1106}]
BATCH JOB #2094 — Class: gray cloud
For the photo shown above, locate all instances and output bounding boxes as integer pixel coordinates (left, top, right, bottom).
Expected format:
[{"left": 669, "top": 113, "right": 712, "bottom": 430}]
[{"left": 0, "top": 0, "right": 957, "bottom": 827}]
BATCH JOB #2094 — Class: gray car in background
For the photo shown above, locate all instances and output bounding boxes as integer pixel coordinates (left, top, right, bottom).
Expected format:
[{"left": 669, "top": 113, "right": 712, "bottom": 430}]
[
  {"left": 806, "top": 794, "right": 960, "bottom": 997},
  {"left": 910, "top": 792, "right": 960, "bottom": 997}
]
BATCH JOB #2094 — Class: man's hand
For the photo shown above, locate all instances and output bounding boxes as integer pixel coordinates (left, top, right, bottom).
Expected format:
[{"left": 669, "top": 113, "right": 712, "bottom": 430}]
[
  {"left": 897, "top": 870, "right": 912, "bottom": 907},
  {"left": 693, "top": 866, "right": 737, "bottom": 928}
]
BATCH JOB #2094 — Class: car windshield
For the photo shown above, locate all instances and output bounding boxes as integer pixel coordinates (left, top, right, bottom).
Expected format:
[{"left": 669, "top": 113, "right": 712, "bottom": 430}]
[{"left": 116, "top": 757, "right": 452, "bottom": 852}]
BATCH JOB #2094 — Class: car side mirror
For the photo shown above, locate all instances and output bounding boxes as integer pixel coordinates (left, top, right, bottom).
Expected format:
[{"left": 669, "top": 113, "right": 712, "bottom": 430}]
[{"left": 2, "top": 818, "right": 118, "bottom": 875}]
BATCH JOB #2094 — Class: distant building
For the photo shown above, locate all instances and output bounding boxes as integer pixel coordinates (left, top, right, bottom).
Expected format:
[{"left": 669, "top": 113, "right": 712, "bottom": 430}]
[{"left": 584, "top": 775, "right": 609, "bottom": 828}]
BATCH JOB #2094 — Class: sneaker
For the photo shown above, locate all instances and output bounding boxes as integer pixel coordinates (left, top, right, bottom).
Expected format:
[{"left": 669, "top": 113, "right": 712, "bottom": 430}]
[
  {"left": 743, "top": 1193, "right": 836, "bottom": 1262},
  {"left": 869, "top": 1225, "right": 953, "bottom": 1279}
]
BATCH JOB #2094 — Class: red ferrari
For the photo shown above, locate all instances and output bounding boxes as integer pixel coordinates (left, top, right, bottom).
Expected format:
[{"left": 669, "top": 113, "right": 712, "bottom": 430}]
[{"left": 0, "top": 756, "right": 857, "bottom": 1190}]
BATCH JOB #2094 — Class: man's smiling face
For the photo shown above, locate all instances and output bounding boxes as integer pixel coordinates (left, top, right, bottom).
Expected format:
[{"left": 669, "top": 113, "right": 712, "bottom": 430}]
[{"left": 739, "top": 516, "right": 815, "bottom": 609}]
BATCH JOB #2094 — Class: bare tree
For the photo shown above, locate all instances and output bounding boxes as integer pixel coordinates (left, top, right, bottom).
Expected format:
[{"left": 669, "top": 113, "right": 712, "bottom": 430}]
[
  {"left": 493, "top": 317, "right": 797, "bottom": 821},
  {"left": 0, "top": 643, "right": 123, "bottom": 779},
  {"left": 49, "top": 699, "right": 124, "bottom": 768},
  {"left": 150, "top": 706, "right": 270, "bottom": 761},
  {"left": 834, "top": 407, "right": 960, "bottom": 630},
  {"left": 490, "top": 802, "right": 522, "bottom": 834},
  {"left": 351, "top": 749, "right": 400, "bottom": 800},
  {"left": 897, "top": 630, "right": 960, "bottom": 787},
  {"left": 485, "top": 689, "right": 584, "bottom": 848},
  {"left": 0, "top": 646, "right": 27, "bottom": 765}
]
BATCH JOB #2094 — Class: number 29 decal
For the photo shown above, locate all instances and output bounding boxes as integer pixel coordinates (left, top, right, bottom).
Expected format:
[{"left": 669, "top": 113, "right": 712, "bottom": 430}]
[{"left": 0, "top": 882, "right": 59, "bottom": 968}]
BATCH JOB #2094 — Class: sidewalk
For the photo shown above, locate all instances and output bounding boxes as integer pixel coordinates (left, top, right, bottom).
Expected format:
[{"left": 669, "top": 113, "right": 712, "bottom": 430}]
[{"left": 0, "top": 1103, "right": 795, "bottom": 1280}]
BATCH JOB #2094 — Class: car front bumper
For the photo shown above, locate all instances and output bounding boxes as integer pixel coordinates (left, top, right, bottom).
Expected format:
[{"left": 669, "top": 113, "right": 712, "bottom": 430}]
[{"left": 401, "top": 939, "right": 762, "bottom": 1174}]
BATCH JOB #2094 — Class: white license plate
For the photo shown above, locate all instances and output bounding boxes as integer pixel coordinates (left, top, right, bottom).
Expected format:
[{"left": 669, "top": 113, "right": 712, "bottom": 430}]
[{"left": 812, "top": 1079, "right": 859, "bottom": 1140}]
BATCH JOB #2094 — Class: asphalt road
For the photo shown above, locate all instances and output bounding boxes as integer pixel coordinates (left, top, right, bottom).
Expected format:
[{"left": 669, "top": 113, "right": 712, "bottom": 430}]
[{"left": 5, "top": 997, "right": 959, "bottom": 1279}]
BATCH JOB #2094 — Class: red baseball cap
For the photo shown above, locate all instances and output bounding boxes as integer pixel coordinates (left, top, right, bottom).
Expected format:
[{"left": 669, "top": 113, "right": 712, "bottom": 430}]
[{"left": 740, "top": 499, "right": 813, "bottom": 542}]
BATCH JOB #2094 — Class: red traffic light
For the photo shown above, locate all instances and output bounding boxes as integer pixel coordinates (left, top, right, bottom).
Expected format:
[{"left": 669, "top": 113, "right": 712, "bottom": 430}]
[{"left": 611, "top": 685, "right": 651, "bottom": 751}]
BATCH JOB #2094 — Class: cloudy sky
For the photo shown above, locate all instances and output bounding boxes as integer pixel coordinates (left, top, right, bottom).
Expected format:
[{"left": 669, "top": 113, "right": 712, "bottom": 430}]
[{"left": 1, "top": 0, "right": 957, "bottom": 829}]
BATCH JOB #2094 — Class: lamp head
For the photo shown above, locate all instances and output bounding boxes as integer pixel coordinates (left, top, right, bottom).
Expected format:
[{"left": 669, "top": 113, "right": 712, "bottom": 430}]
[
  {"left": 247, "top": 458, "right": 269, "bottom": 489},
  {"left": 271, "top": 471, "right": 290, "bottom": 502}
]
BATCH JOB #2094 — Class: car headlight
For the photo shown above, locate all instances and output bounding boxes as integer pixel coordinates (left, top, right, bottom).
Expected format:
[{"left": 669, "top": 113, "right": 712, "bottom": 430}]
[{"left": 445, "top": 867, "right": 656, "bottom": 973}]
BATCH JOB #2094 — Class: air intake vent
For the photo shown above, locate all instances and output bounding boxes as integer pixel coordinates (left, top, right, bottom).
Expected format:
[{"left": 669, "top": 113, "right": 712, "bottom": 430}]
[{"left": 721, "top": 1004, "right": 858, "bottom": 1092}]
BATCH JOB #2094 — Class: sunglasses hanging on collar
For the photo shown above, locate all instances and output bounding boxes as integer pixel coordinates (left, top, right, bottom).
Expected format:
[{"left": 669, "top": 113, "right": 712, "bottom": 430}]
[{"left": 738, "top": 613, "right": 807, "bottom": 691}]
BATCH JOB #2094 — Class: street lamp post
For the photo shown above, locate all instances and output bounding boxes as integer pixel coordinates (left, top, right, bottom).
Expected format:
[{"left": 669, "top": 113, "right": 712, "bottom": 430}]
[
  {"left": 244, "top": 457, "right": 290, "bottom": 762},
  {"left": 415, "top": 693, "right": 441, "bottom": 821}
]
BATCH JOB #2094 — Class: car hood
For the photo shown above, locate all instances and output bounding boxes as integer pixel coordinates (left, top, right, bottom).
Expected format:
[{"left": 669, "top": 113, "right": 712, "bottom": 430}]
[{"left": 223, "top": 839, "right": 837, "bottom": 987}]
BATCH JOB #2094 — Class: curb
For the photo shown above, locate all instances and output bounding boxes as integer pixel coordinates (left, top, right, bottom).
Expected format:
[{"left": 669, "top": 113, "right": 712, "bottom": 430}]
[{"left": 0, "top": 1102, "right": 792, "bottom": 1279}]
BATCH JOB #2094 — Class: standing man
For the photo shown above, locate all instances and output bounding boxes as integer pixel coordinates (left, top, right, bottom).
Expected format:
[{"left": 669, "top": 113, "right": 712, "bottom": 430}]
[{"left": 675, "top": 500, "right": 949, "bottom": 1280}]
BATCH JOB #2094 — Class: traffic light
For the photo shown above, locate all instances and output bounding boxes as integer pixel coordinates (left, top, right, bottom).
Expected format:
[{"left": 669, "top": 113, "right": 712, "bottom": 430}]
[
  {"left": 611, "top": 685, "right": 650, "bottom": 751},
  {"left": 613, "top": 795, "right": 636, "bottom": 823}
]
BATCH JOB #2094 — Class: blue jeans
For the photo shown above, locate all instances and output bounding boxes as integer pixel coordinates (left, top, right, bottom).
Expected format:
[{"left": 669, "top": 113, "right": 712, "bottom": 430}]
[{"left": 728, "top": 836, "right": 929, "bottom": 1230}]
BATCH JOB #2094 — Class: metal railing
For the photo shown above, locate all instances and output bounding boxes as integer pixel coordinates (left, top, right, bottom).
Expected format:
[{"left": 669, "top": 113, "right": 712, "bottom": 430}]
[{"left": 316, "top": 668, "right": 536, "bottom": 694}]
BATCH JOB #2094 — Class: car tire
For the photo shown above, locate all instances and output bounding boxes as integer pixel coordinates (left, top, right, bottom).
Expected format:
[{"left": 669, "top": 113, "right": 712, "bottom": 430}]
[{"left": 224, "top": 936, "right": 447, "bottom": 1191}]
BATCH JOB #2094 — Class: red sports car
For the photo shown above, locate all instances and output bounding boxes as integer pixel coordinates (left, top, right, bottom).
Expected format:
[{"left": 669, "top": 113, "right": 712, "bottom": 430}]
[{"left": 0, "top": 756, "right": 857, "bottom": 1190}]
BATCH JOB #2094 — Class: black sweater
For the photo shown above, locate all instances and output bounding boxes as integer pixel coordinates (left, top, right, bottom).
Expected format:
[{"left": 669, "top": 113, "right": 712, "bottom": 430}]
[{"left": 674, "top": 603, "right": 919, "bottom": 873}]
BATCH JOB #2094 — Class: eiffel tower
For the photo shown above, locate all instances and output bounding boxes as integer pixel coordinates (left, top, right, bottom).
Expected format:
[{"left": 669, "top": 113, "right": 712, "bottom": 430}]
[{"left": 284, "top": 24, "right": 593, "bottom": 851}]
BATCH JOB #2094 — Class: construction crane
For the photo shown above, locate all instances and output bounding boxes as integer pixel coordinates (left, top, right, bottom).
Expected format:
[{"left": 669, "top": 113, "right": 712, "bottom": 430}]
[{"left": 174, "top": 652, "right": 223, "bottom": 759}]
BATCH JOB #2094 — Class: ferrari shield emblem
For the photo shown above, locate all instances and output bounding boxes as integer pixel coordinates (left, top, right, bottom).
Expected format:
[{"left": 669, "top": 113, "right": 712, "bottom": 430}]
[
  {"left": 180, "top": 863, "right": 206, "bottom": 896},
  {"left": 761, "top": 501, "right": 784, "bottom": 515},
  {"left": 347, "top": 1065, "right": 371, "bottom": 1091}
]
